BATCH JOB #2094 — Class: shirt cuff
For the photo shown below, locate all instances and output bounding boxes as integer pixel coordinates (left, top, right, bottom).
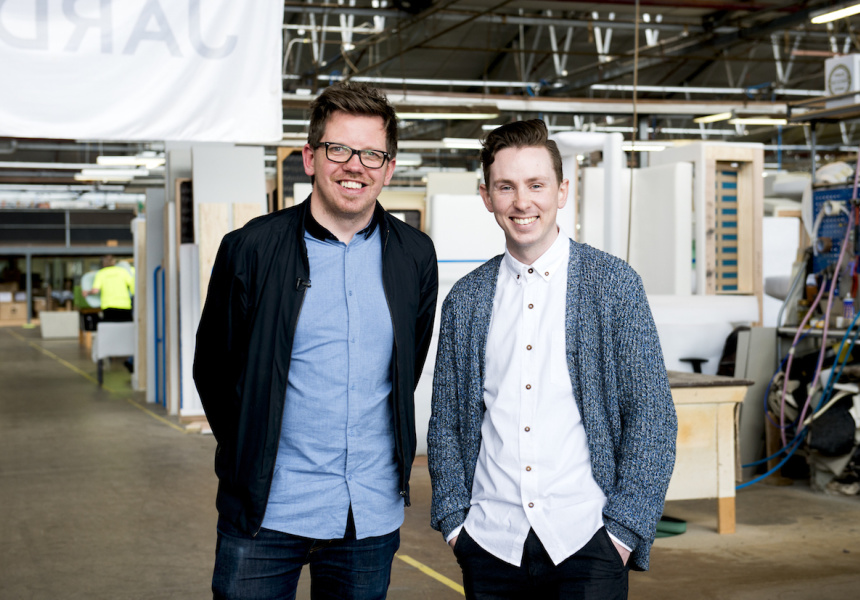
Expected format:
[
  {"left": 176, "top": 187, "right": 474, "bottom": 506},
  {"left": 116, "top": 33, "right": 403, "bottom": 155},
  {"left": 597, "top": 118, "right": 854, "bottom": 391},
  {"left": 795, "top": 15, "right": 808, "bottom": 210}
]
[
  {"left": 607, "top": 530, "right": 632, "bottom": 552},
  {"left": 445, "top": 524, "right": 464, "bottom": 544}
]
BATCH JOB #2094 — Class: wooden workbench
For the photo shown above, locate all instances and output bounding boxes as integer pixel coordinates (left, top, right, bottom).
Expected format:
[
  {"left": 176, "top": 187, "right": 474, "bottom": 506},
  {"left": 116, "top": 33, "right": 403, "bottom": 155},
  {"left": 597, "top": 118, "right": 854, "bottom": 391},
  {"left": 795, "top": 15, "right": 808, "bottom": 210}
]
[{"left": 665, "top": 371, "right": 753, "bottom": 534}]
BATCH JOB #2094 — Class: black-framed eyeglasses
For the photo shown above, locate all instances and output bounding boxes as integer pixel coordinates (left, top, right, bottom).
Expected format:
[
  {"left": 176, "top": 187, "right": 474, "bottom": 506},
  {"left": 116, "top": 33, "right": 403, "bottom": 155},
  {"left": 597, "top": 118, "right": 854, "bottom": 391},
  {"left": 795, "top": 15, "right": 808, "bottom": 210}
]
[{"left": 317, "top": 142, "right": 390, "bottom": 169}]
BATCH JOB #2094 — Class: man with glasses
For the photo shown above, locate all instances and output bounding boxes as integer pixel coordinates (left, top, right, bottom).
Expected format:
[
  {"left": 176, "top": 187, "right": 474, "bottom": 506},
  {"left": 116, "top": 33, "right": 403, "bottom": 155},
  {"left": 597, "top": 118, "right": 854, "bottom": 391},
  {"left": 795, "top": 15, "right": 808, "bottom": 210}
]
[{"left": 194, "top": 81, "right": 438, "bottom": 600}]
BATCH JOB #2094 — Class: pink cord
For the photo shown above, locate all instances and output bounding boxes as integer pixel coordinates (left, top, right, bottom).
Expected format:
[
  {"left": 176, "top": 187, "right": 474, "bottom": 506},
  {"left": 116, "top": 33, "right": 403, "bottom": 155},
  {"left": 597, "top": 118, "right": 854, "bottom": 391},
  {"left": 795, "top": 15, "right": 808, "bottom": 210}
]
[
  {"left": 779, "top": 278, "right": 828, "bottom": 445},
  {"left": 781, "top": 150, "right": 860, "bottom": 444},
  {"left": 796, "top": 208, "right": 855, "bottom": 432}
]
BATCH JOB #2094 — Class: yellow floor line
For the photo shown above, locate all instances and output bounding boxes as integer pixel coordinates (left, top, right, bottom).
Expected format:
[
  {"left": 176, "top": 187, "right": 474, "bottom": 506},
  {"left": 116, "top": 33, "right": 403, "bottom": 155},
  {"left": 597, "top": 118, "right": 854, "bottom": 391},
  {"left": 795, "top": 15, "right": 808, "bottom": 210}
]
[
  {"left": 396, "top": 554, "right": 465, "bottom": 596},
  {"left": 122, "top": 397, "right": 188, "bottom": 433},
  {"left": 5, "top": 328, "right": 187, "bottom": 434}
]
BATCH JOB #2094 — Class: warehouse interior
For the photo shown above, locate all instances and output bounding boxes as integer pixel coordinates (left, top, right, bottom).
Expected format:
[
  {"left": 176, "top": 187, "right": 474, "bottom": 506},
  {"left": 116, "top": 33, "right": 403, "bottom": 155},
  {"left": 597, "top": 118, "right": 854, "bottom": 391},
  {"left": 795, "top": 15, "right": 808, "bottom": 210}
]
[{"left": 2, "top": 1, "right": 860, "bottom": 598}]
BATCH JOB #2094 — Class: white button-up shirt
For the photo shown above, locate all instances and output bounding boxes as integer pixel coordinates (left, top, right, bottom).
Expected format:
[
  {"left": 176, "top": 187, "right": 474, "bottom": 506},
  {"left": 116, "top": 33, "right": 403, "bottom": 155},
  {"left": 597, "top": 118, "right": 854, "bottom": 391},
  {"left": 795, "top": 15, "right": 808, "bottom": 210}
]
[{"left": 456, "top": 230, "right": 609, "bottom": 566}]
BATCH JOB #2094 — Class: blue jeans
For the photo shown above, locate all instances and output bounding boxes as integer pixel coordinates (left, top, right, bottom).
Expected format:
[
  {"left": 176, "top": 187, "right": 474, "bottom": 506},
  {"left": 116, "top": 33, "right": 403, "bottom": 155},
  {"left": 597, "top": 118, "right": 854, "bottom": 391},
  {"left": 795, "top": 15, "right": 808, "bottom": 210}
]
[
  {"left": 212, "top": 516, "right": 400, "bottom": 600},
  {"left": 453, "top": 527, "right": 628, "bottom": 600}
]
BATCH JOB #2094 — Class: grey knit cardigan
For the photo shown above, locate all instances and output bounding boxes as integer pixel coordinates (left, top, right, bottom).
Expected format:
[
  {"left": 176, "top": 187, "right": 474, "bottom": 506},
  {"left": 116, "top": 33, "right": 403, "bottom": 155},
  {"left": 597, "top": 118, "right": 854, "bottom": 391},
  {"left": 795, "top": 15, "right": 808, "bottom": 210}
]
[{"left": 427, "top": 239, "right": 677, "bottom": 571}]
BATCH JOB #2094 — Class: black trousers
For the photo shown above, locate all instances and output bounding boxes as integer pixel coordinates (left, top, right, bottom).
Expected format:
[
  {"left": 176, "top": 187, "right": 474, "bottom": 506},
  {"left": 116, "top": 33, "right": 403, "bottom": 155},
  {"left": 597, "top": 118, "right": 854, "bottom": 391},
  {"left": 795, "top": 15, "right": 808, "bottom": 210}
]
[
  {"left": 102, "top": 308, "right": 132, "bottom": 322},
  {"left": 453, "top": 527, "right": 629, "bottom": 600}
]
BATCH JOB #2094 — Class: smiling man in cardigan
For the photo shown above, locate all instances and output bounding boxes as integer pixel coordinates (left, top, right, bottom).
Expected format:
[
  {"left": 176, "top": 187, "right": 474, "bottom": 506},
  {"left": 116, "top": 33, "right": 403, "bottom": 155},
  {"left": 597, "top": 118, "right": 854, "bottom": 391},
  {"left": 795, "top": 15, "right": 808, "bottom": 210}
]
[{"left": 428, "top": 120, "right": 677, "bottom": 599}]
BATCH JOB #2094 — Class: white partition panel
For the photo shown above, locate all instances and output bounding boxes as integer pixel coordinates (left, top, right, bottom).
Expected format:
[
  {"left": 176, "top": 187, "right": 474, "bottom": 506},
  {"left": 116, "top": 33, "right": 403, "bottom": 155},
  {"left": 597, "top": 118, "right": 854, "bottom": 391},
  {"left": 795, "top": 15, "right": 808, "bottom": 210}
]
[
  {"left": 414, "top": 194, "right": 506, "bottom": 454},
  {"left": 583, "top": 164, "right": 693, "bottom": 295},
  {"left": 552, "top": 131, "right": 625, "bottom": 254},
  {"left": 629, "top": 163, "right": 694, "bottom": 296},
  {"left": 179, "top": 244, "right": 204, "bottom": 418},
  {"left": 762, "top": 217, "right": 801, "bottom": 327}
]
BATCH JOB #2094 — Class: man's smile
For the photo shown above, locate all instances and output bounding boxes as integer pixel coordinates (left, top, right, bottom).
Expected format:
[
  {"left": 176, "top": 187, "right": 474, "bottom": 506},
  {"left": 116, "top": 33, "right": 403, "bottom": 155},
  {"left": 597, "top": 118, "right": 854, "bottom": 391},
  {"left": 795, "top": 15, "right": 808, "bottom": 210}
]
[
  {"left": 512, "top": 216, "right": 538, "bottom": 225},
  {"left": 338, "top": 180, "right": 366, "bottom": 190}
]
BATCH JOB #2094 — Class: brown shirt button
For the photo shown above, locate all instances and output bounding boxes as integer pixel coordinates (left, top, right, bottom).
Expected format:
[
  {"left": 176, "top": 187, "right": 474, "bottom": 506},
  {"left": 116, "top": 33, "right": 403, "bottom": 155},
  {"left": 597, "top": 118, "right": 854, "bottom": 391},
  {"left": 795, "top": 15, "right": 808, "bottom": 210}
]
[
  {"left": 528, "top": 268, "right": 534, "bottom": 273},
  {"left": 528, "top": 303, "right": 534, "bottom": 309},
  {"left": 545, "top": 271, "right": 549, "bottom": 276},
  {"left": 526, "top": 466, "right": 532, "bottom": 472},
  {"left": 528, "top": 502, "right": 534, "bottom": 508},
  {"left": 524, "top": 426, "right": 530, "bottom": 432},
  {"left": 525, "top": 384, "right": 531, "bottom": 390},
  {"left": 526, "top": 345, "right": 532, "bottom": 350}
]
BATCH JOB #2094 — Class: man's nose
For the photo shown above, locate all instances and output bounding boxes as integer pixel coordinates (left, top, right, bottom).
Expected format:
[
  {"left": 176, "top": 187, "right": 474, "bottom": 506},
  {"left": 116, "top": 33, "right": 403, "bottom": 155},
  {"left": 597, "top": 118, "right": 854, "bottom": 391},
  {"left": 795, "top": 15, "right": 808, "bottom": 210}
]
[{"left": 343, "top": 152, "right": 365, "bottom": 170}]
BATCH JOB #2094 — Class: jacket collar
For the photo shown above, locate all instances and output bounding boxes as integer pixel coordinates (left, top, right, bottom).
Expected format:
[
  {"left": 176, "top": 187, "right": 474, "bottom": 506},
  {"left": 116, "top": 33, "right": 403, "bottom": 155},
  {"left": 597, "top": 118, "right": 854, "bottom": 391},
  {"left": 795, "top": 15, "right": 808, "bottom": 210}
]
[{"left": 300, "top": 195, "right": 385, "bottom": 243}]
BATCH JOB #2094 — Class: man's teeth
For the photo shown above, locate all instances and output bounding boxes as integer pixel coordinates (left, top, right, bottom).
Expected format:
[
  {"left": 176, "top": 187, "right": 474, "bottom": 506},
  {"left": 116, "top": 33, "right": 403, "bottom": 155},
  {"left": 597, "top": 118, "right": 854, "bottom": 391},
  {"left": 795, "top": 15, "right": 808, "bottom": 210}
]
[
  {"left": 340, "top": 181, "right": 363, "bottom": 189},
  {"left": 513, "top": 217, "right": 537, "bottom": 225}
]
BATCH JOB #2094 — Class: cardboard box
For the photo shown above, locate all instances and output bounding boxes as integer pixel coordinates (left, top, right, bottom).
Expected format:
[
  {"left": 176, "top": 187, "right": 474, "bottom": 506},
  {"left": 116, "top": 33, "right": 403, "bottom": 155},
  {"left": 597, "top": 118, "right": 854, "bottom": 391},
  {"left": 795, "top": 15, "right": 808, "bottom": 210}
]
[
  {"left": 40, "top": 310, "right": 79, "bottom": 338},
  {"left": 0, "top": 302, "right": 27, "bottom": 320},
  {"left": 0, "top": 282, "right": 19, "bottom": 292}
]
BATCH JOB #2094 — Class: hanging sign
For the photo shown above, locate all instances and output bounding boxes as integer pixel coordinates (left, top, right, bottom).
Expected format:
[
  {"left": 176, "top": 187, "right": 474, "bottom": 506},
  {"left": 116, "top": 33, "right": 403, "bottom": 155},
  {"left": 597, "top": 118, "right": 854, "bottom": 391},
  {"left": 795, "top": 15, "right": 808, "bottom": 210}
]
[{"left": 0, "top": 0, "right": 282, "bottom": 143}]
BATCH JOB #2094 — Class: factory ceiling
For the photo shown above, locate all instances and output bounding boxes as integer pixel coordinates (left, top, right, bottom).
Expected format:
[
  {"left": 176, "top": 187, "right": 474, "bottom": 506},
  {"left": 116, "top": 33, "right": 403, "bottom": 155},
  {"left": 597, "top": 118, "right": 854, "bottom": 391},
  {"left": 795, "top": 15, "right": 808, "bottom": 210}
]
[{"left": 4, "top": 0, "right": 860, "bottom": 195}]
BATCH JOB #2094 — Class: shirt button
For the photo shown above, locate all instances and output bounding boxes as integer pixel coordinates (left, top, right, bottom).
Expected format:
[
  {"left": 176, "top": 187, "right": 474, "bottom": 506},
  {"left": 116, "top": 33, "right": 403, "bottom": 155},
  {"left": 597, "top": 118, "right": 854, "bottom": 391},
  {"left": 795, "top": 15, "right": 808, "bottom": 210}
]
[
  {"left": 524, "top": 426, "right": 530, "bottom": 432},
  {"left": 528, "top": 502, "right": 534, "bottom": 508},
  {"left": 544, "top": 271, "right": 549, "bottom": 276},
  {"left": 528, "top": 303, "right": 534, "bottom": 309},
  {"left": 526, "top": 345, "right": 532, "bottom": 350},
  {"left": 526, "top": 466, "right": 532, "bottom": 472},
  {"left": 525, "top": 384, "right": 532, "bottom": 390},
  {"left": 528, "top": 268, "right": 534, "bottom": 273}
]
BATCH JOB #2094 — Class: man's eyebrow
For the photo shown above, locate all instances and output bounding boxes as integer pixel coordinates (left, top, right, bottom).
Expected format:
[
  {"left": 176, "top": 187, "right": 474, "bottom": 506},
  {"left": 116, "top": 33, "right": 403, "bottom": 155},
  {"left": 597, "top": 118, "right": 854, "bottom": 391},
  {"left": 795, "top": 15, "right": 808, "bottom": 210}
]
[{"left": 492, "top": 176, "right": 550, "bottom": 186}]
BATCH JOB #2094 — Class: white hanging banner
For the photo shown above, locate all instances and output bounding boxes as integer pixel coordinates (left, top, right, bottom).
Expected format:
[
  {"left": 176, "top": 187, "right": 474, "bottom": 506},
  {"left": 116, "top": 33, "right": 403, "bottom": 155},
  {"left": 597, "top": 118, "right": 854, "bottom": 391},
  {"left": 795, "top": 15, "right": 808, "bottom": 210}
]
[{"left": 0, "top": 0, "right": 282, "bottom": 143}]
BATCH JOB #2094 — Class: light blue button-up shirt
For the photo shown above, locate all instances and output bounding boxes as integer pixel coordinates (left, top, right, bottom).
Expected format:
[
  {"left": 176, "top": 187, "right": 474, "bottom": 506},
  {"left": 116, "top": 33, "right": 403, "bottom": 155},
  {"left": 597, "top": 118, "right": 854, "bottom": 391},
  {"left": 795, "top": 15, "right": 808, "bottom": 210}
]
[{"left": 261, "top": 219, "right": 402, "bottom": 540}]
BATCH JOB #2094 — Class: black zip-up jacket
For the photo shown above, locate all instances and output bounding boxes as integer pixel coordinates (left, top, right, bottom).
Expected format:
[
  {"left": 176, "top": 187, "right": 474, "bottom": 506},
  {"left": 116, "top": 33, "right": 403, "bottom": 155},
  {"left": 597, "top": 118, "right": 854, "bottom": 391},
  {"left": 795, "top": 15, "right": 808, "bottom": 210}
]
[{"left": 193, "top": 199, "right": 438, "bottom": 535}]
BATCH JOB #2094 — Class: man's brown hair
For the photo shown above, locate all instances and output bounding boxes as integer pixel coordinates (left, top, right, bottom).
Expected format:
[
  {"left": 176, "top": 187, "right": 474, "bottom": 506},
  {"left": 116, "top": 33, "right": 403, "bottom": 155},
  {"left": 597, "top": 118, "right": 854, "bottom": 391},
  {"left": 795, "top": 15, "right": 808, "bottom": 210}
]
[
  {"left": 480, "top": 119, "right": 563, "bottom": 186},
  {"left": 307, "top": 82, "right": 398, "bottom": 157}
]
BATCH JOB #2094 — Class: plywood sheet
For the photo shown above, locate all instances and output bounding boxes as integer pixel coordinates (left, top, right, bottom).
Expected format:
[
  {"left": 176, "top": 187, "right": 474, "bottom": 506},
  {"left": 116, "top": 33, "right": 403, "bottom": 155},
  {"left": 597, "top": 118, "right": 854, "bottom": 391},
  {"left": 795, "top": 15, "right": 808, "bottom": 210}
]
[
  {"left": 666, "top": 403, "right": 719, "bottom": 500},
  {"left": 233, "top": 203, "right": 264, "bottom": 230},
  {"left": 198, "top": 203, "right": 230, "bottom": 308}
]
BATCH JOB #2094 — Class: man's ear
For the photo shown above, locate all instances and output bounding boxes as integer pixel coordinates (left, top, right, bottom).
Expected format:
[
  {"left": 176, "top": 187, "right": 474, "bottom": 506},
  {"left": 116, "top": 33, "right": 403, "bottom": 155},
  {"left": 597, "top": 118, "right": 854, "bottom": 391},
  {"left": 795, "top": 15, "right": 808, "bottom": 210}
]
[
  {"left": 557, "top": 178, "right": 570, "bottom": 210},
  {"left": 302, "top": 144, "right": 315, "bottom": 177},
  {"left": 479, "top": 184, "right": 493, "bottom": 213},
  {"left": 383, "top": 158, "right": 396, "bottom": 185}
]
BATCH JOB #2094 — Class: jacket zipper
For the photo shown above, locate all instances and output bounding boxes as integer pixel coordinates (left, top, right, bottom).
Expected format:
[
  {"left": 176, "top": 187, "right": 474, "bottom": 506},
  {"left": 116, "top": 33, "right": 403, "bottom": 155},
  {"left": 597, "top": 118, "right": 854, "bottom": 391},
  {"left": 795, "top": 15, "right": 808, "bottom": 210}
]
[
  {"left": 379, "top": 225, "right": 409, "bottom": 505},
  {"left": 253, "top": 274, "right": 310, "bottom": 538}
]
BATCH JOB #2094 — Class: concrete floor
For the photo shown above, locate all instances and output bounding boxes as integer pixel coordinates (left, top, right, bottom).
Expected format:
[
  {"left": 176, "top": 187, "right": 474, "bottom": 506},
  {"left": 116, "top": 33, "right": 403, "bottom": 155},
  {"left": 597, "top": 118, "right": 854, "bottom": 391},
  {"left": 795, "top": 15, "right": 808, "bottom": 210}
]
[{"left": 1, "top": 324, "right": 858, "bottom": 599}]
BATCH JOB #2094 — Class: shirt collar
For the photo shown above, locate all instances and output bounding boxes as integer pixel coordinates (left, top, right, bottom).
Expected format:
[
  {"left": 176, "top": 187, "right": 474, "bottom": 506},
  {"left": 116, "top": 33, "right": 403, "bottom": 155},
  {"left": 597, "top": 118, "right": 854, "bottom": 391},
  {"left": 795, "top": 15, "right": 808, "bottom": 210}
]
[
  {"left": 304, "top": 201, "right": 383, "bottom": 242},
  {"left": 502, "top": 226, "right": 569, "bottom": 284}
]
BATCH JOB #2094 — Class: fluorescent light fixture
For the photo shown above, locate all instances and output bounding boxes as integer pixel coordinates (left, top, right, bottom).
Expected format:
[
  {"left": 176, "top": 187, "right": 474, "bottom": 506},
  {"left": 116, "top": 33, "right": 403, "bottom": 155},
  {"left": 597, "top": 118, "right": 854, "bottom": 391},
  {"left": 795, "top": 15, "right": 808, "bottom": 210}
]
[
  {"left": 622, "top": 144, "right": 666, "bottom": 152},
  {"left": 397, "top": 105, "right": 499, "bottom": 121},
  {"left": 693, "top": 112, "right": 733, "bottom": 124},
  {"left": 398, "top": 111, "right": 498, "bottom": 120},
  {"left": 74, "top": 173, "right": 134, "bottom": 182},
  {"left": 442, "top": 138, "right": 483, "bottom": 150},
  {"left": 728, "top": 117, "right": 788, "bottom": 125},
  {"left": 812, "top": 2, "right": 860, "bottom": 24},
  {"left": 96, "top": 155, "right": 165, "bottom": 169},
  {"left": 395, "top": 153, "right": 422, "bottom": 167},
  {"left": 76, "top": 168, "right": 149, "bottom": 182}
]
